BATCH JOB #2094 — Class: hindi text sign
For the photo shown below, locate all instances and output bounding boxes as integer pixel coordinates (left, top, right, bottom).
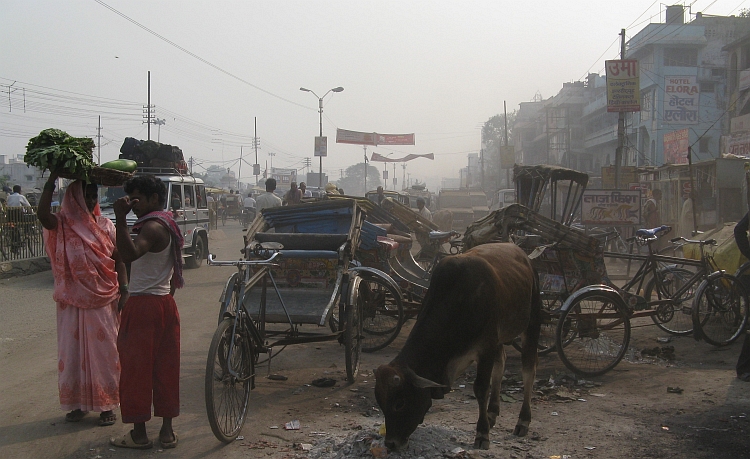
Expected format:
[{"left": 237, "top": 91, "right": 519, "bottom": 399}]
[
  {"left": 606, "top": 60, "right": 641, "bottom": 112},
  {"left": 582, "top": 189, "right": 641, "bottom": 226},
  {"left": 664, "top": 76, "right": 699, "bottom": 124}
]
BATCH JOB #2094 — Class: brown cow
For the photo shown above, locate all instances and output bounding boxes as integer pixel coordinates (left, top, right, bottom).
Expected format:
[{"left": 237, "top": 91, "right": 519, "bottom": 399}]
[{"left": 374, "top": 243, "right": 541, "bottom": 450}]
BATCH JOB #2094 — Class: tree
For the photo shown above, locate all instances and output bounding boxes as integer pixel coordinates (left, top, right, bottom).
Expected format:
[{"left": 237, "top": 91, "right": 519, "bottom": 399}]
[
  {"left": 337, "top": 162, "right": 382, "bottom": 197},
  {"left": 482, "top": 112, "right": 517, "bottom": 190}
]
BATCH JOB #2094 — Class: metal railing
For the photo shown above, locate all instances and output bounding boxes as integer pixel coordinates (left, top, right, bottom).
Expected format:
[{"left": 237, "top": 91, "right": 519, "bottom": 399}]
[{"left": 0, "top": 207, "right": 45, "bottom": 262}]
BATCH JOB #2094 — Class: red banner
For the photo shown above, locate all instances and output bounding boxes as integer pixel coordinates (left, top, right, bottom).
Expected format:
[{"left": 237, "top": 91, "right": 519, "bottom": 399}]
[
  {"left": 336, "top": 129, "right": 415, "bottom": 146},
  {"left": 371, "top": 152, "right": 434, "bottom": 162}
]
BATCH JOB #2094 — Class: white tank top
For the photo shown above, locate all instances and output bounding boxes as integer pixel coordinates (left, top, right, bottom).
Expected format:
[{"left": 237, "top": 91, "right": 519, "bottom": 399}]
[{"left": 130, "top": 240, "right": 173, "bottom": 296}]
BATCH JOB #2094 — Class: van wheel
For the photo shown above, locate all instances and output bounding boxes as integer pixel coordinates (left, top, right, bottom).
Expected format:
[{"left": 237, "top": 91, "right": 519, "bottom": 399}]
[{"left": 186, "top": 235, "right": 206, "bottom": 269}]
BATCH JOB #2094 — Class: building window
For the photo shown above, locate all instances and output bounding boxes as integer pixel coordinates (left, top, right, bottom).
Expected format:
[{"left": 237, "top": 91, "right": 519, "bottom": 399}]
[
  {"left": 663, "top": 48, "right": 697, "bottom": 67},
  {"left": 699, "top": 136, "right": 710, "bottom": 153},
  {"left": 641, "top": 91, "right": 652, "bottom": 121},
  {"left": 25, "top": 175, "right": 33, "bottom": 182},
  {"left": 700, "top": 82, "right": 715, "bottom": 93},
  {"left": 712, "top": 68, "right": 726, "bottom": 78}
]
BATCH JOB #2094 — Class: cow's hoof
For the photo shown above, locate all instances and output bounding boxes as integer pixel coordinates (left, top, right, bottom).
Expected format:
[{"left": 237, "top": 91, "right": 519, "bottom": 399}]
[
  {"left": 488, "top": 413, "right": 498, "bottom": 429},
  {"left": 473, "top": 437, "right": 490, "bottom": 450},
  {"left": 513, "top": 424, "right": 529, "bottom": 437}
]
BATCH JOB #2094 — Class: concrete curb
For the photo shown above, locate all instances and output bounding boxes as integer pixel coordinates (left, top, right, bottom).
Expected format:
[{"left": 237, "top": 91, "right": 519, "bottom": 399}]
[{"left": 0, "top": 257, "right": 51, "bottom": 279}]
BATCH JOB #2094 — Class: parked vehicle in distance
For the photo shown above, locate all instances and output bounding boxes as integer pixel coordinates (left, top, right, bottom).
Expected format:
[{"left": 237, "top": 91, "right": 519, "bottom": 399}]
[
  {"left": 99, "top": 166, "right": 210, "bottom": 268},
  {"left": 492, "top": 188, "right": 516, "bottom": 211},
  {"left": 469, "top": 190, "right": 490, "bottom": 221},
  {"left": 402, "top": 184, "right": 433, "bottom": 209},
  {"left": 365, "top": 189, "right": 411, "bottom": 207},
  {"left": 437, "top": 189, "right": 475, "bottom": 231}
]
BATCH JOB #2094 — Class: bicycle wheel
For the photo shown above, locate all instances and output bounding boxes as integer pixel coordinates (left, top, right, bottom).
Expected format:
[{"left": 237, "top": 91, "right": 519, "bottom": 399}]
[
  {"left": 344, "top": 298, "right": 362, "bottom": 383},
  {"left": 644, "top": 267, "right": 695, "bottom": 335},
  {"left": 556, "top": 291, "right": 631, "bottom": 377},
  {"left": 205, "top": 318, "right": 255, "bottom": 443},
  {"left": 511, "top": 293, "right": 561, "bottom": 356},
  {"left": 357, "top": 276, "right": 404, "bottom": 352},
  {"left": 692, "top": 274, "right": 748, "bottom": 347}
]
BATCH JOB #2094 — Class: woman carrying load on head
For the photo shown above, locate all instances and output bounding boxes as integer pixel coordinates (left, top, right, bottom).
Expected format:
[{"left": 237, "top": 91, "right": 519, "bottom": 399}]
[{"left": 37, "top": 170, "right": 129, "bottom": 427}]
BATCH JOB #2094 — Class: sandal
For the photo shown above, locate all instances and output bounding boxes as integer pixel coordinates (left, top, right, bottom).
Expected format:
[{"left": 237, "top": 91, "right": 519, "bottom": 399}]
[
  {"left": 65, "top": 409, "right": 88, "bottom": 423},
  {"left": 160, "top": 432, "right": 178, "bottom": 449},
  {"left": 99, "top": 411, "right": 117, "bottom": 426},
  {"left": 110, "top": 430, "right": 153, "bottom": 450}
]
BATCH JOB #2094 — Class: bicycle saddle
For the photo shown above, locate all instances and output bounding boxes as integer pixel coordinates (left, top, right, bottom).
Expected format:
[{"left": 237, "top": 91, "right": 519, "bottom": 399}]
[
  {"left": 428, "top": 230, "right": 454, "bottom": 240},
  {"left": 635, "top": 225, "right": 671, "bottom": 238}
]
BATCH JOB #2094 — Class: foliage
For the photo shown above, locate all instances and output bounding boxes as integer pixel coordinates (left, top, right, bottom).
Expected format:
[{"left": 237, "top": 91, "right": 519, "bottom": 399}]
[
  {"left": 336, "top": 162, "right": 382, "bottom": 197},
  {"left": 481, "top": 112, "right": 517, "bottom": 189},
  {"left": 739, "top": 8, "right": 750, "bottom": 17},
  {"left": 24, "top": 128, "right": 96, "bottom": 178}
]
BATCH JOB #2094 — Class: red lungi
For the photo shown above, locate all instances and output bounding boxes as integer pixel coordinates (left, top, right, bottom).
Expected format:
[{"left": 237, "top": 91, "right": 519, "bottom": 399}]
[{"left": 117, "top": 294, "right": 180, "bottom": 423}]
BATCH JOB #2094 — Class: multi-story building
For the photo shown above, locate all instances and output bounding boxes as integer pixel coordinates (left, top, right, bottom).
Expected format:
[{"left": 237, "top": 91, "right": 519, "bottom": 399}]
[{"left": 627, "top": 7, "right": 749, "bottom": 167}]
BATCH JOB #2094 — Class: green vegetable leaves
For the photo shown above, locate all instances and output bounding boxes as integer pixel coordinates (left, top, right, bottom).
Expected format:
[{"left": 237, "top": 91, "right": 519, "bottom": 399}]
[{"left": 24, "top": 128, "right": 96, "bottom": 179}]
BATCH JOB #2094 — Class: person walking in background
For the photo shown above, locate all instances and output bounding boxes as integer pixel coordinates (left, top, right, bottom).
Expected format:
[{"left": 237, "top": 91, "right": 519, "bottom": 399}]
[
  {"left": 257, "top": 178, "right": 283, "bottom": 212},
  {"left": 37, "top": 171, "right": 128, "bottom": 427},
  {"left": 644, "top": 188, "right": 664, "bottom": 250},
  {"left": 376, "top": 186, "right": 385, "bottom": 205},
  {"left": 416, "top": 197, "right": 432, "bottom": 221},
  {"left": 111, "top": 175, "right": 183, "bottom": 450},
  {"left": 283, "top": 181, "right": 302, "bottom": 206},
  {"left": 299, "top": 182, "right": 312, "bottom": 198}
]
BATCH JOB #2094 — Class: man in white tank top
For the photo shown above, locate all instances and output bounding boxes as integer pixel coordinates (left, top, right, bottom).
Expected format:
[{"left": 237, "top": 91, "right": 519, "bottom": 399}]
[{"left": 110, "top": 175, "right": 183, "bottom": 450}]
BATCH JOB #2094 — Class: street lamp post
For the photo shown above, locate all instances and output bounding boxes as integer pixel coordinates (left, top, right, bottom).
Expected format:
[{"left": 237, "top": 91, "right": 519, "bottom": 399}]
[{"left": 300, "top": 86, "right": 344, "bottom": 189}]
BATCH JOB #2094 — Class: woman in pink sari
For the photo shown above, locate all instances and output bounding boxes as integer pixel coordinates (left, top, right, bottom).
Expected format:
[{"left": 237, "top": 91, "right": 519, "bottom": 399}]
[{"left": 38, "top": 171, "right": 128, "bottom": 426}]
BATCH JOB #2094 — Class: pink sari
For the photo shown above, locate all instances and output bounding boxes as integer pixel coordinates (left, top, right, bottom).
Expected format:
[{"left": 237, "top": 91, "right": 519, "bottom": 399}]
[{"left": 44, "top": 181, "right": 121, "bottom": 412}]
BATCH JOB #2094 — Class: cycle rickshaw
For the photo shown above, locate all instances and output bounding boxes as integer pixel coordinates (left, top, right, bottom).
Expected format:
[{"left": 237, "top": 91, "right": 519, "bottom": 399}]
[
  {"left": 463, "top": 165, "right": 748, "bottom": 377},
  {"left": 205, "top": 198, "right": 401, "bottom": 442}
]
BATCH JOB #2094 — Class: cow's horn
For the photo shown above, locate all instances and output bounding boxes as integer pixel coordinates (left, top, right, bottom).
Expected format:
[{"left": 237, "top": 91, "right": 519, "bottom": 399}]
[{"left": 405, "top": 367, "right": 445, "bottom": 389}]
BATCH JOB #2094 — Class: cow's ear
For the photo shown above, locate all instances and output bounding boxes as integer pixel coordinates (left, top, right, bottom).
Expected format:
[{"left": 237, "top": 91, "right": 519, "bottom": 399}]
[{"left": 404, "top": 367, "right": 445, "bottom": 389}]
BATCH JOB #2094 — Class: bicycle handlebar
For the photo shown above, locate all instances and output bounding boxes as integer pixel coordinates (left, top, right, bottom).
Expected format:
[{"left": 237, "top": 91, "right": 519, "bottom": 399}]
[
  {"left": 208, "top": 252, "right": 281, "bottom": 267},
  {"left": 669, "top": 236, "right": 717, "bottom": 246}
]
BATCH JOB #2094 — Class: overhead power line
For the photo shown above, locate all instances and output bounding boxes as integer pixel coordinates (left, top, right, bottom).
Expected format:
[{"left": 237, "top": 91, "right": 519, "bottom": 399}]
[{"left": 94, "top": 0, "right": 314, "bottom": 111}]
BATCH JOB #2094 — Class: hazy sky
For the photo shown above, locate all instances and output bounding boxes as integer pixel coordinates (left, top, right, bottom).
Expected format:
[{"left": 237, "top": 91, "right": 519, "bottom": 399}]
[{"left": 1, "top": 1, "right": 747, "bottom": 191}]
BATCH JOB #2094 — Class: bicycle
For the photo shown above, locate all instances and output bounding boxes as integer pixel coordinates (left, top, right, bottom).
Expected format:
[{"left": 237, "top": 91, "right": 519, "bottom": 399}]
[
  {"left": 555, "top": 226, "right": 749, "bottom": 377},
  {"left": 0, "top": 209, "right": 39, "bottom": 259}
]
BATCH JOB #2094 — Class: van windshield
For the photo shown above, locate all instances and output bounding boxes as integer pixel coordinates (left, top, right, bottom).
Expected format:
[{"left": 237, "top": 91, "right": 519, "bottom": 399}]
[{"left": 99, "top": 186, "right": 126, "bottom": 208}]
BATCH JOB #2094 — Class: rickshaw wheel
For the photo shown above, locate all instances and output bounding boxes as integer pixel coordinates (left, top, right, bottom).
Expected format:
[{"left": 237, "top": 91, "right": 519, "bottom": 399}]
[
  {"left": 511, "top": 293, "right": 562, "bottom": 356},
  {"left": 555, "top": 291, "right": 630, "bottom": 377},
  {"left": 644, "top": 267, "right": 694, "bottom": 335},
  {"left": 693, "top": 273, "right": 748, "bottom": 347},
  {"left": 330, "top": 275, "right": 404, "bottom": 353},
  {"left": 344, "top": 297, "right": 362, "bottom": 383},
  {"left": 205, "top": 318, "right": 254, "bottom": 442}
]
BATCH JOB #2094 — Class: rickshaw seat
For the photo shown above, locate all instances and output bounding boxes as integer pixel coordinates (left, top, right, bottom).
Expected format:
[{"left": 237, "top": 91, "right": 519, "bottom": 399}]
[
  {"left": 429, "top": 230, "right": 454, "bottom": 240},
  {"left": 278, "top": 250, "right": 339, "bottom": 259},
  {"left": 254, "top": 232, "right": 348, "bottom": 251}
]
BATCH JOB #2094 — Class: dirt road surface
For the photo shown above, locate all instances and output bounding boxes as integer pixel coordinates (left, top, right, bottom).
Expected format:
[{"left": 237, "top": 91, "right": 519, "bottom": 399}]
[{"left": 1, "top": 224, "right": 749, "bottom": 459}]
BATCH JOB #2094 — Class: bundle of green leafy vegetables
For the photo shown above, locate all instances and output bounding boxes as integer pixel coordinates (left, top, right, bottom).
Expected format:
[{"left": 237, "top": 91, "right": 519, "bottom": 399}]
[{"left": 24, "top": 128, "right": 97, "bottom": 178}]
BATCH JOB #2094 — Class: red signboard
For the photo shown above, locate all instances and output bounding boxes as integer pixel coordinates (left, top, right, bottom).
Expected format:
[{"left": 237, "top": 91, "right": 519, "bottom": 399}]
[
  {"left": 663, "top": 129, "right": 689, "bottom": 164},
  {"left": 336, "top": 129, "right": 415, "bottom": 146}
]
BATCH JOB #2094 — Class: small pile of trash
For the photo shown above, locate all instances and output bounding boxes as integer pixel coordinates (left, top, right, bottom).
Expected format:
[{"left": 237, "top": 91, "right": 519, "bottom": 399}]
[{"left": 303, "top": 425, "right": 475, "bottom": 459}]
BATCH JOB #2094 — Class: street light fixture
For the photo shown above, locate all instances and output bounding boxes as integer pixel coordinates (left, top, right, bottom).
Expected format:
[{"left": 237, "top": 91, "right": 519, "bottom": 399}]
[{"left": 300, "top": 86, "right": 344, "bottom": 188}]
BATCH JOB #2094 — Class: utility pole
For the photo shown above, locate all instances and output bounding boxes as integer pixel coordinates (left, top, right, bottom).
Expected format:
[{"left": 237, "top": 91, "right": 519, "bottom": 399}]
[
  {"left": 402, "top": 163, "right": 406, "bottom": 190},
  {"left": 363, "top": 146, "right": 368, "bottom": 192},
  {"left": 614, "top": 28, "right": 626, "bottom": 189},
  {"left": 254, "top": 117, "right": 259, "bottom": 186},
  {"left": 143, "top": 71, "right": 154, "bottom": 140},
  {"left": 504, "top": 100, "right": 510, "bottom": 189},
  {"left": 97, "top": 115, "right": 102, "bottom": 165},
  {"left": 189, "top": 156, "right": 193, "bottom": 174},
  {"left": 238, "top": 146, "right": 243, "bottom": 191}
]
